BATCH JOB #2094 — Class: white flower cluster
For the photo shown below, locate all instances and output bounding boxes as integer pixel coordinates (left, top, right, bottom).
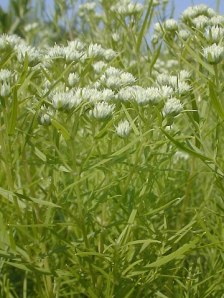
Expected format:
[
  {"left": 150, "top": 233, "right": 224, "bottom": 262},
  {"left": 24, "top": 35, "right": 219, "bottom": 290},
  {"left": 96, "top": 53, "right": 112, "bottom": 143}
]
[
  {"left": 51, "top": 90, "right": 82, "bottom": 110},
  {"left": 154, "top": 58, "right": 179, "bottom": 74},
  {"left": 154, "top": 4, "right": 224, "bottom": 47},
  {"left": 81, "top": 87, "right": 114, "bottom": 103},
  {"left": 182, "top": 4, "right": 216, "bottom": 21},
  {"left": 164, "top": 19, "right": 178, "bottom": 31},
  {"left": 90, "top": 101, "right": 115, "bottom": 120},
  {"left": 181, "top": 4, "right": 224, "bottom": 35},
  {"left": 115, "top": 120, "right": 131, "bottom": 138},
  {"left": 192, "top": 15, "right": 209, "bottom": 29},
  {"left": 210, "top": 15, "right": 224, "bottom": 26},
  {"left": 0, "top": 69, "right": 12, "bottom": 97},
  {"left": 0, "top": 30, "right": 188, "bottom": 133},
  {"left": 47, "top": 84, "right": 115, "bottom": 111},
  {"left": 162, "top": 97, "right": 183, "bottom": 117},
  {"left": 203, "top": 43, "right": 224, "bottom": 64},
  {"left": 78, "top": 2, "right": 96, "bottom": 17},
  {"left": 16, "top": 43, "right": 41, "bottom": 65},
  {"left": 111, "top": 0, "right": 143, "bottom": 15},
  {"left": 178, "top": 29, "right": 191, "bottom": 40},
  {"left": 173, "top": 151, "right": 189, "bottom": 164},
  {"left": 112, "top": 32, "right": 120, "bottom": 42},
  {"left": 204, "top": 26, "right": 224, "bottom": 43},
  {"left": 152, "top": 19, "right": 178, "bottom": 44},
  {"left": 100, "top": 67, "right": 136, "bottom": 89},
  {"left": 39, "top": 106, "right": 54, "bottom": 126},
  {"left": 152, "top": 70, "right": 190, "bottom": 120},
  {"left": 45, "top": 41, "right": 116, "bottom": 64},
  {"left": 24, "top": 22, "right": 39, "bottom": 32},
  {"left": 0, "top": 34, "right": 23, "bottom": 50},
  {"left": 116, "top": 85, "right": 173, "bottom": 105},
  {"left": 0, "top": 34, "right": 41, "bottom": 66},
  {"left": 117, "top": 86, "right": 146, "bottom": 103},
  {"left": 153, "top": 19, "right": 178, "bottom": 38},
  {"left": 156, "top": 72, "right": 191, "bottom": 95},
  {"left": 68, "top": 73, "right": 79, "bottom": 87},
  {"left": 93, "top": 61, "right": 107, "bottom": 74}
]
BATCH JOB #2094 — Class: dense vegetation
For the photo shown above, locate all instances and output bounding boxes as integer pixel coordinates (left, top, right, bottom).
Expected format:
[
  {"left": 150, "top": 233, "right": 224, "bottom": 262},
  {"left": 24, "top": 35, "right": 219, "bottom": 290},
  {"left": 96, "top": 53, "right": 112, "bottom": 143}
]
[{"left": 0, "top": 0, "right": 224, "bottom": 297}]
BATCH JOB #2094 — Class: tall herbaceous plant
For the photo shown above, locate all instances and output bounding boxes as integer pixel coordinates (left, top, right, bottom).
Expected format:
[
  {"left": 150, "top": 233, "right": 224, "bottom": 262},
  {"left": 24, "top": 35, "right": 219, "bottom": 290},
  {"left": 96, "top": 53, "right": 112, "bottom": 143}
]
[{"left": 0, "top": 0, "right": 224, "bottom": 297}]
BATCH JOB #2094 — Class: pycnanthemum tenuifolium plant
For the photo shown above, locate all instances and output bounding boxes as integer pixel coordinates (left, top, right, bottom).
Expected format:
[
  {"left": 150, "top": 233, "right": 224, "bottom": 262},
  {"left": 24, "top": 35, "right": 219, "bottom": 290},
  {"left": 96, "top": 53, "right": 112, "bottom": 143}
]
[{"left": 1, "top": 1, "right": 224, "bottom": 297}]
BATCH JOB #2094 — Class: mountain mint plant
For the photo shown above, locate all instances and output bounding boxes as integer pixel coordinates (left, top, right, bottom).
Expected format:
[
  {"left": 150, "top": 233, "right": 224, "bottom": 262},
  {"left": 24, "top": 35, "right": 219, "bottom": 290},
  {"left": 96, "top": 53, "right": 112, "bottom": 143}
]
[{"left": 0, "top": 1, "right": 224, "bottom": 297}]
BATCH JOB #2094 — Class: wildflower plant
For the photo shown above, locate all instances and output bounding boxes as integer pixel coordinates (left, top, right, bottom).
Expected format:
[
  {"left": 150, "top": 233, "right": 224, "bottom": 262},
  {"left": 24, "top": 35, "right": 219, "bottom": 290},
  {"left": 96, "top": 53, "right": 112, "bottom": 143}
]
[{"left": 0, "top": 1, "right": 224, "bottom": 297}]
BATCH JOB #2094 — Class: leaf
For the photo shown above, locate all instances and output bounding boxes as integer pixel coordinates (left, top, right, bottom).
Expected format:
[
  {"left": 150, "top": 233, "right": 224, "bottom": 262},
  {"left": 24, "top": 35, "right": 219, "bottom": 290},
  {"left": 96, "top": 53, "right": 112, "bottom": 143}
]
[
  {"left": 161, "top": 129, "right": 212, "bottom": 161},
  {"left": 17, "top": 52, "right": 29, "bottom": 87},
  {"left": 87, "top": 129, "right": 152, "bottom": 171},
  {"left": 121, "top": 104, "right": 139, "bottom": 135},
  {"left": 94, "top": 120, "right": 113, "bottom": 139},
  {"left": 209, "top": 81, "right": 224, "bottom": 121},
  {"left": 92, "top": 264, "right": 113, "bottom": 281},
  {"left": 0, "top": 250, "right": 13, "bottom": 258},
  {"left": 146, "top": 238, "right": 199, "bottom": 268},
  {"left": 5, "top": 261, "right": 31, "bottom": 272},
  {"left": 144, "top": 197, "right": 183, "bottom": 216},
  {"left": 122, "top": 259, "right": 143, "bottom": 276},
  {"left": 14, "top": 192, "right": 61, "bottom": 208},
  {"left": 51, "top": 119, "right": 71, "bottom": 140},
  {"left": 128, "top": 209, "right": 137, "bottom": 224},
  {"left": 136, "top": 0, "right": 153, "bottom": 52},
  {"left": 0, "top": 187, "right": 26, "bottom": 208},
  {"left": 8, "top": 87, "right": 18, "bottom": 135},
  {"left": 75, "top": 251, "right": 110, "bottom": 261},
  {"left": 178, "top": 38, "right": 215, "bottom": 76},
  {"left": 124, "top": 239, "right": 161, "bottom": 248},
  {"left": 34, "top": 147, "right": 47, "bottom": 162}
]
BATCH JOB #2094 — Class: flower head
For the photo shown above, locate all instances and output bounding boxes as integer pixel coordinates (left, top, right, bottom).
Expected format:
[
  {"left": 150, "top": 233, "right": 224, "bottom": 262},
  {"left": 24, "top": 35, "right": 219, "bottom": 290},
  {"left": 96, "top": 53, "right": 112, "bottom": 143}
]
[
  {"left": 162, "top": 98, "right": 183, "bottom": 117},
  {"left": 164, "top": 19, "right": 178, "bottom": 31},
  {"left": 51, "top": 90, "right": 82, "bottom": 110},
  {"left": 203, "top": 43, "right": 224, "bottom": 64},
  {"left": 90, "top": 101, "right": 115, "bottom": 119},
  {"left": 68, "top": 73, "right": 79, "bottom": 87},
  {"left": 115, "top": 120, "right": 131, "bottom": 137},
  {"left": 205, "top": 26, "right": 224, "bottom": 43},
  {"left": 0, "top": 69, "right": 13, "bottom": 97},
  {"left": 39, "top": 106, "right": 54, "bottom": 126}
]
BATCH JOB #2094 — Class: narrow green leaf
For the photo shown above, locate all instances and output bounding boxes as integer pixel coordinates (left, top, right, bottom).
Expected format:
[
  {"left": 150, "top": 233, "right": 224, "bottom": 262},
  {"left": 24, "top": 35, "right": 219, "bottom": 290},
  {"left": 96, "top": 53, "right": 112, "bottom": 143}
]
[
  {"left": 8, "top": 87, "right": 18, "bottom": 135},
  {"left": 5, "top": 261, "right": 31, "bottom": 272},
  {"left": 17, "top": 52, "right": 29, "bottom": 87},
  {"left": 34, "top": 147, "right": 47, "bottom": 162},
  {"left": 51, "top": 119, "right": 71, "bottom": 140},
  {"left": 136, "top": 0, "right": 153, "bottom": 52},
  {"left": 121, "top": 104, "right": 139, "bottom": 135},
  {"left": 146, "top": 238, "right": 199, "bottom": 268},
  {"left": 95, "top": 120, "right": 113, "bottom": 139},
  {"left": 14, "top": 193, "right": 61, "bottom": 208},
  {"left": 209, "top": 81, "right": 224, "bottom": 121},
  {"left": 0, "top": 187, "right": 26, "bottom": 208},
  {"left": 177, "top": 37, "right": 215, "bottom": 76},
  {"left": 144, "top": 197, "right": 183, "bottom": 216},
  {"left": 92, "top": 264, "right": 113, "bottom": 281},
  {"left": 124, "top": 239, "right": 161, "bottom": 247},
  {"left": 122, "top": 259, "right": 143, "bottom": 276},
  {"left": 161, "top": 129, "right": 212, "bottom": 161},
  {"left": 128, "top": 209, "right": 137, "bottom": 224}
]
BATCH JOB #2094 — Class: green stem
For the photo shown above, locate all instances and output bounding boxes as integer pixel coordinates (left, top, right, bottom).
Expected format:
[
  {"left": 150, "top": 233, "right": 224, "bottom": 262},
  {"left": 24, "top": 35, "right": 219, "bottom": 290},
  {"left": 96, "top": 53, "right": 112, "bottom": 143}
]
[{"left": 213, "top": 64, "right": 220, "bottom": 172}]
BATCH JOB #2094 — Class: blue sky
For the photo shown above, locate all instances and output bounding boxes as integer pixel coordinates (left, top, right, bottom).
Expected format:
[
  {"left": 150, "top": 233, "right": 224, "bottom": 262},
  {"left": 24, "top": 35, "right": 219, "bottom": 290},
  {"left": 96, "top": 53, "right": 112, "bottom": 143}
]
[
  {"left": 1, "top": 0, "right": 223, "bottom": 17},
  {"left": 168, "top": 0, "right": 224, "bottom": 16}
]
